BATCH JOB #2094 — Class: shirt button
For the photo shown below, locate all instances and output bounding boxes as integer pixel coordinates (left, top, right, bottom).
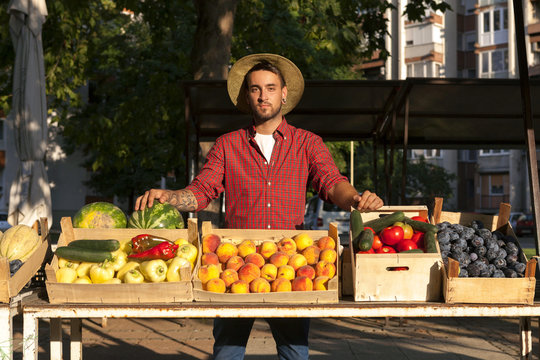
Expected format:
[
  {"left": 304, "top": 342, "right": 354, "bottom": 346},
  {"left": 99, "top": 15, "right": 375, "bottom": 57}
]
[
  {"left": 264, "top": 161, "right": 267, "bottom": 165},
  {"left": 267, "top": 181, "right": 271, "bottom": 186},
  {"left": 267, "top": 203, "right": 271, "bottom": 207},
  {"left": 267, "top": 225, "right": 271, "bottom": 229}
]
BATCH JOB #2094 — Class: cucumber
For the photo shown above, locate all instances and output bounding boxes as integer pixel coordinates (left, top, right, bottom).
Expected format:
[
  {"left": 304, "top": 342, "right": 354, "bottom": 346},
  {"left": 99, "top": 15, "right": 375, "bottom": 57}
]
[
  {"left": 424, "top": 231, "right": 438, "bottom": 253},
  {"left": 363, "top": 211, "right": 405, "bottom": 233},
  {"left": 401, "top": 248, "right": 424, "bottom": 253},
  {"left": 55, "top": 246, "right": 112, "bottom": 263},
  {"left": 403, "top": 218, "right": 438, "bottom": 233},
  {"left": 356, "top": 229, "right": 374, "bottom": 252},
  {"left": 350, "top": 209, "right": 364, "bottom": 239},
  {"left": 68, "top": 239, "right": 120, "bottom": 252}
]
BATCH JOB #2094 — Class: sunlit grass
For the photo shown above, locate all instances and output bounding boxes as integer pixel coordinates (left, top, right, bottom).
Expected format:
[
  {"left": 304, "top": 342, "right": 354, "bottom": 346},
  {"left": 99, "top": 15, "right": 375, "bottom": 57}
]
[{"left": 523, "top": 248, "right": 537, "bottom": 259}]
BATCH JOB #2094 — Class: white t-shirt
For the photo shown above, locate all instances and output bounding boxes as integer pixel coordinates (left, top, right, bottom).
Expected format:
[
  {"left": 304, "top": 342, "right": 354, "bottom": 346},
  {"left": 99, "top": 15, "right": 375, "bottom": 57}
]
[{"left": 254, "top": 133, "right": 276, "bottom": 163}]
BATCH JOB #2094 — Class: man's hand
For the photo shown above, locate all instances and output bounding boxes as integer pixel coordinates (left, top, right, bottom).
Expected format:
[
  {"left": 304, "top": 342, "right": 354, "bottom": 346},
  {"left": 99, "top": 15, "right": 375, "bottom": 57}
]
[
  {"left": 352, "top": 190, "right": 384, "bottom": 212},
  {"left": 135, "top": 189, "right": 174, "bottom": 211}
]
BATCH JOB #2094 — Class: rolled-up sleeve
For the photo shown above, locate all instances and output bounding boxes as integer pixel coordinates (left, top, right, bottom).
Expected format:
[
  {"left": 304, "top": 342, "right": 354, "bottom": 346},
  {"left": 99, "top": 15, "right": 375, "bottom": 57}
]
[{"left": 308, "top": 135, "right": 348, "bottom": 202}]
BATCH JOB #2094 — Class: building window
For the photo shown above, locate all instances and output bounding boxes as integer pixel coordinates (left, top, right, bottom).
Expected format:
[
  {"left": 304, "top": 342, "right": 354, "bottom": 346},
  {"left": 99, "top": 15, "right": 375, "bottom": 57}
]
[
  {"left": 410, "top": 149, "right": 443, "bottom": 159},
  {"left": 479, "top": 149, "right": 510, "bottom": 156},
  {"left": 488, "top": 174, "right": 504, "bottom": 195},
  {"left": 458, "top": 150, "right": 478, "bottom": 161},
  {"left": 483, "top": 12, "right": 490, "bottom": 32},
  {"left": 479, "top": 49, "right": 508, "bottom": 77}
]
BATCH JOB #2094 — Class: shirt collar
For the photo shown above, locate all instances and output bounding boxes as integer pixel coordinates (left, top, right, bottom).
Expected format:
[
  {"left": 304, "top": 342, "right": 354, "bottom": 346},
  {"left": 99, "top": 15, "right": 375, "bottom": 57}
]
[{"left": 247, "top": 117, "right": 291, "bottom": 141}]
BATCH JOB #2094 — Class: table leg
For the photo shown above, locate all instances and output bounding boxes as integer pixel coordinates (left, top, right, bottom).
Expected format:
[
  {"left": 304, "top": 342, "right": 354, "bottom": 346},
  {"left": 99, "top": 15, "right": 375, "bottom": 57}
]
[
  {"left": 22, "top": 313, "right": 38, "bottom": 360},
  {"left": 70, "top": 319, "right": 82, "bottom": 360},
  {"left": 0, "top": 307, "right": 13, "bottom": 360},
  {"left": 520, "top": 316, "right": 532, "bottom": 360},
  {"left": 50, "top": 318, "right": 62, "bottom": 360}
]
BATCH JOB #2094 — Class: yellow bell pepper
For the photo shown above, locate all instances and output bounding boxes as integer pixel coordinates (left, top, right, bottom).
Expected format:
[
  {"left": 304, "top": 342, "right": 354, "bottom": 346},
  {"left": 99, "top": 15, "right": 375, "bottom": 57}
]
[
  {"left": 109, "top": 249, "right": 128, "bottom": 272},
  {"left": 56, "top": 267, "right": 77, "bottom": 283},
  {"left": 119, "top": 239, "right": 133, "bottom": 254},
  {"left": 103, "top": 278, "right": 122, "bottom": 284},
  {"left": 176, "top": 243, "right": 198, "bottom": 266},
  {"left": 74, "top": 276, "right": 92, "bottom": 284},
  {"left": 140, "top": 259, "right": 167, "bottom": 282},
  {"left": 76, "top": 262, "right": 94, "bottom": 278},
  {"left": 124, "top": 269, "right": 145, "bottom": 283},
  {"left": 58, "top": 258, "right": 80, "bottom": 270},
  {"left": 90, "top": 263, "right": 115, "bottom": 284},
  {"left": 174, "top": 238, "right": 189, "bottom": 246},
  {"left": 166, "top": 257, "right": 192, "bottom": 282},
  {"left": 116, "top": 261, "right": 141, "bottom": 281}
]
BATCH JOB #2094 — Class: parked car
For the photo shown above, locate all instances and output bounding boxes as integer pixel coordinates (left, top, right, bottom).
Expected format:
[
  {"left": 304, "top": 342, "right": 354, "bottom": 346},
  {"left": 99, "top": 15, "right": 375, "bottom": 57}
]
[
  {"left": 515, "top": 214, "right": 534, "bottom": 236},
  {"left": 304, "top": 196, "right": 350, "bottom": 244},
  {"left": 0, "top": 213, "right": 11, "bottom": 232},
  {"left": 508, "top": 212, "right": 525, "bottom": 230}
]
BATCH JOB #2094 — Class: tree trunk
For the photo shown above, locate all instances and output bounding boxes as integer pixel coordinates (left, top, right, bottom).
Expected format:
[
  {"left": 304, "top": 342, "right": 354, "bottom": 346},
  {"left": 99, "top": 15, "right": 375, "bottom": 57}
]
[{"left": 192, "top": 0, "right": 238, "bottom": 80}]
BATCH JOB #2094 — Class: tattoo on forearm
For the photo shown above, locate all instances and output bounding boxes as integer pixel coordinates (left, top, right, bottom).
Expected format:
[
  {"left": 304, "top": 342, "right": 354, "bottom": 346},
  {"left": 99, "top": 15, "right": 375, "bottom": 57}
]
[{"left": 169, "top": 190, "right": 197, "bottom": 212}]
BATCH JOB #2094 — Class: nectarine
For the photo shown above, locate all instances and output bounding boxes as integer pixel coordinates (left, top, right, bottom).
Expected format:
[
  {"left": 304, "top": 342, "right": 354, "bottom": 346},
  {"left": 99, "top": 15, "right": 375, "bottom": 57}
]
[
  {"left": 230, "top": 279, "right": 250, "bottom": 293},
  {"left": 260, "top": 263, "right": 278, "bottom": 281},
  {"left": 226, "top": 255, "right": 245, "bottom": 272},
  {"left": 249, "top": 277, "right": 271, "bottom": 293},
  {"left": 259, "top": 240, "right": 278, "bottom": 260},
  {"left": 292, "top": 276, "right": 313, "bottom": 291},
  {"left": 301, "top": 245, "right": 321, "bottom": 265},
  {"left": 271, "top": 277, "right": 292, "bottom": 292},
  {"left": 277, "top": 237, "right": 297, "bottom": 256},
  {"left": 237, "top": 239, "right": 257, "bottom": 258},
  {"left": 277, "top": 265, "right": 296, "bottom": 281},
  {"left": 205, "top": 278, "right": 226, "bottom": 293},
  {"left": 244, "top": 253, "right": 265, "bottom": 268},
  {"left": 220, "top": 268, "right": 239, "bottom": 287},
  {"left": 269, "top": 251, "right": 290, "bottom": 268},
  {"left": 317, "top": 236, "right": 336, "bottom": 250},
  {"left": 288, "top": 253, "right": 308, "bottom": 271},
  {"left": 293, "top": 233, "right": 313, "bottom": 252},
  {"left": 296, "top": 265, "right": 316, "bottom": 280},
  {"left": 238, "top": 263, "right": 261, "bottom": 283},
  {"left": 216, "top": 242, "right": 238, "bottom": 264}
]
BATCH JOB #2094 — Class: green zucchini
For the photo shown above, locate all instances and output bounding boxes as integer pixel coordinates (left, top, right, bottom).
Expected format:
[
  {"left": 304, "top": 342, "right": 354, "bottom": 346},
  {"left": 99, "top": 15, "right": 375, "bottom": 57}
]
[
  {"left": 350, "top": 209, "right": 364, "bottom": 239},
  {"left": 68, "top": 239, "right": 120, "bottom": 252},
  {"left": 424, "top": 231, "right": 438, "bottom": 253},
  {"left": 356, "top": 229, "right": 374, "bottom": 252},
  {"left": 403, "top": 218, "right": 438, "bottom": 233},
  {"left": 363, "top": 211, "right": 405, "bottom": 233},
  {"left": 55, "top": 246, "right": 112, "bottom": 263},
  {"left": 401, "top": 248, "right": 424, "bottom": 253}
]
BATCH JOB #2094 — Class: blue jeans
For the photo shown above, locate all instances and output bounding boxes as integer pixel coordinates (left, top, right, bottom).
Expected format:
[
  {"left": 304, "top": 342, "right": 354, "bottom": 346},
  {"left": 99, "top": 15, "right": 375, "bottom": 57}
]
[{"left": 213, "top": 318, "right": 310, "bottom": 360}]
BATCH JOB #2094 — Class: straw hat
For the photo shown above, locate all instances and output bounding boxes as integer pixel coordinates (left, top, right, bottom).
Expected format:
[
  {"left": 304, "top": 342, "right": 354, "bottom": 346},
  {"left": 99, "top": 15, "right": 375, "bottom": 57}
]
[{"left": 227, "top": 53, "right": 304, "bottom": 115}]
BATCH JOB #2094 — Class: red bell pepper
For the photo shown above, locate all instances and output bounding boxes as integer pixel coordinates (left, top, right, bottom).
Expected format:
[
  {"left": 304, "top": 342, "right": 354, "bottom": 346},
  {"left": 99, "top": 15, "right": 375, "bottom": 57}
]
[
  {"left": 131, "top": 234, "right": 173, "bottom": 254},
  {"left": 128, "top": 241, "right": 179, "bottom": 261}
]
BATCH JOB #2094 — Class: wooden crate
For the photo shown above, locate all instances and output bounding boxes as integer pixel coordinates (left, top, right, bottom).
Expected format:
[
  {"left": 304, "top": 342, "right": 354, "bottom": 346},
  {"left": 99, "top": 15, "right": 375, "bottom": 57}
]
[
  {"left": 45, "top": 217, "right": 198, "bottom": 304},
  {"left": 0, "top": 218, "right": 51, "bottom": 303},
  {"left": 349, "top": 205, "right": 443, "bottom": 302},
  {"left": 433, "top": 198, "right": 537, "bottom": 304},
  {"left": 192, "top": 222, "right": 339, "bottom": 303}
]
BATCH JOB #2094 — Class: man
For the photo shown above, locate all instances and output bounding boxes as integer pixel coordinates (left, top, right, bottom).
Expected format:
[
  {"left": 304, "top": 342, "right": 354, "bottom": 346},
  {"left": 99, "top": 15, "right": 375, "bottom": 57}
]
[{"left": 136, "top": 53, "right": 384, "bottom": 360}]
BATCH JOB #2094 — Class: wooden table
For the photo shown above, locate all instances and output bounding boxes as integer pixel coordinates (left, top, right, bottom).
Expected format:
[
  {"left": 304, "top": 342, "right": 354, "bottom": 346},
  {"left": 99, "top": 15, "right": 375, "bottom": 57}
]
[{"left": 21, "top": 298, "right": 540, "bottom": 360}]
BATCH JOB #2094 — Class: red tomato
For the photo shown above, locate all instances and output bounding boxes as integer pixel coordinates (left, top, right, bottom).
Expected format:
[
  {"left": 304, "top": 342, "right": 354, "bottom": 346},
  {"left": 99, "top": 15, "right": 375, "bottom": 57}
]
[
  {"left": 390, "top": 266, "right": 408, "bottom": 271},
  {"left": 380, "top": 226, "right": 404, "bottom": 246},
  {"left": 357, "top": 248, "right": 375, "bottom": 254},
  {"left": 397, "top": 239, "right": 418, "bottom": 252},
  {"left": 371, "top": 235, "right": 383, "bottom": 250},
  {"left": 411, "top": 216, "right": 428, "bottom": 223},
  {"left": 376, "top": 245, "right": 397, "bottom": 254},
  {"left": 363, "top": 227, "right": 375, "bottom": 234},
  {"left": 410, "top": 232, "right": 424, "bottom": 248}
]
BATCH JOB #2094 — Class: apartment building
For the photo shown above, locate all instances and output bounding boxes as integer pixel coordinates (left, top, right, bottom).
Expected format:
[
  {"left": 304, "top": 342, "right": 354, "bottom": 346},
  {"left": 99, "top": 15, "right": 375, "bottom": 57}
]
[{"left": 361, "top": 0, "right": 539, "bottom": 213}]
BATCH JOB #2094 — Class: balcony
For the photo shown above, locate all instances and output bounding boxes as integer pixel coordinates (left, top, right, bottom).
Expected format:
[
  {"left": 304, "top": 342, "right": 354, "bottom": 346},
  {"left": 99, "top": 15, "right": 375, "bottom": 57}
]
[{"left": 477, "top": 0, "right": 507, "bottom": 7}]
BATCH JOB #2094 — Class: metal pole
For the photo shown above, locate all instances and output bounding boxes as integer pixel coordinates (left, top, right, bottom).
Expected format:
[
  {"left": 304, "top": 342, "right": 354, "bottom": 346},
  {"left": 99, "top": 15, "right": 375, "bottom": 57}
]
[
  {"left": 350, "top": 141, "right": 354, "bottom": 188},
  {"left": 401, "top": 97, "right": 409, "bottom": 205},
  {"left": 512, "top": 0, "right": 540, "bottom": 254}
]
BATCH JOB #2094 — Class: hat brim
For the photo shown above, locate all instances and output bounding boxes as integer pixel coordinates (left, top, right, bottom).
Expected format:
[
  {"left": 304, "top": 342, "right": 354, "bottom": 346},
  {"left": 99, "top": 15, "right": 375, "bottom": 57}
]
[{"left": 227, "top": 53, "right": 304, "bottom": 115}]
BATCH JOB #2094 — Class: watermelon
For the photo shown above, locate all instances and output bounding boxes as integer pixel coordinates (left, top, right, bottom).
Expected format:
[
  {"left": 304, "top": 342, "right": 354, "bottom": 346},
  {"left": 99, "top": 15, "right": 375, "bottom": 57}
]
[
  {"left": 73, "top": 202, "right": 127, "bottom": 228},
  {"left": 127, "top": 202, "right": 184, "bottom": 229}
]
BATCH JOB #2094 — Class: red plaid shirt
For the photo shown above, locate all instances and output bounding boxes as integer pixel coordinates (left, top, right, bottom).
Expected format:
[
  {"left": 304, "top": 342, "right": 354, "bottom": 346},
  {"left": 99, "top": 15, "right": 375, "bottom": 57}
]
[{"left": 186, "top": 118, "right": 347, "bottom": 230}]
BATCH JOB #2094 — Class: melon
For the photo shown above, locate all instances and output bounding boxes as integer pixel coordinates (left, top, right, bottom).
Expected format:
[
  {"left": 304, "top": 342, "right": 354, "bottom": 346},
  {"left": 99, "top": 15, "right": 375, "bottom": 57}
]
[
  {"left": 127, "top": 202, "right": 184, "bottom": 229},
  {"left": 73, "top": 202, "right": 127, "bottom": 228}
]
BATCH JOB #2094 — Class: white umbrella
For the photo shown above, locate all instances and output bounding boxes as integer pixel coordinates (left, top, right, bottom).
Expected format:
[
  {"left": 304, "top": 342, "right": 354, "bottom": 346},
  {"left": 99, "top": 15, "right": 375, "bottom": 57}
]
[{"left": 7, "top": 0, "right": 52, "bottom": 228}]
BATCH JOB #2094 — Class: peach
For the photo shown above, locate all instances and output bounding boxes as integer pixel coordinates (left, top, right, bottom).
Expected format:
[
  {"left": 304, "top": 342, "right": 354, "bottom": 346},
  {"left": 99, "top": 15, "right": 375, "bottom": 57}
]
[
  {"left": 226, "top": 255, "right": 245, "bottom": 272},
  {"left": 202, "top": 233, "right": 221, "bottom": 254},
  {"left": 292, "top": 276, "right": 313, "bottom": 291},
  {"left": 320, "top": 249, "right": 337, "bottom": 264},
  {"left": 317, "top": 236, "right": 336, "bottom": 250},
  {"left": 277, "top": 237, "right": 297, "bottom": 256},
  {"left": 201, "top": 252, "right": 220, "bottom": 266},
  {"left": 277, "top": 265, "right": 296, "bottom": 281},
  {"left": 216, "top": 242, "right": 239, "bottom": 264},
  {"left": 301, "top": 245, "right": 321, "bottom": 265},
  {"left": 230, "top": 279, "right": 250, "bottom": 293},
  {"left": 198, "top": 264, "right": 220, "bottom": 285},
  {"left": 260, "top": 263, "right": 278, "bottom": 281},
  {"left": 296, "top": 265, "right": 316, "bottom": 280},
  {"left": 249, "top": 277, "right": 271, "bottom": 293},
  {"left": 313, "top": 276, "right": 330, "bottom": 291},
  {"left": 269, "top": 251, "right": 290, "bottom": 268},
  {"left": 237, "top": 263, "right": 261, "bottom": 283},
  {"left": 271, "top": 277, "right": 292, "bottom": 292},
  {"left": 288, "top": 253, "right": 308, "bottom": 271},
  {"left": 205, "top": 278, "right": 226, "bottom": 293},
  {"left": 244, "top": 253, "right": 265, "bottom": 268},
  {"left": 293, "top": 233, "right": 314, "bottom": 252},
  {"left": 220, "top": 268, "right": 239, "bottom": 288},
  {"left": 315, "top": 261, "right": 336, "bottom": 278},
  {"left": 259, "top": 240, "right": 278, "bottom": 260},
  {"left": 237, "top": 239, "right": 257, "bottom": 258}
]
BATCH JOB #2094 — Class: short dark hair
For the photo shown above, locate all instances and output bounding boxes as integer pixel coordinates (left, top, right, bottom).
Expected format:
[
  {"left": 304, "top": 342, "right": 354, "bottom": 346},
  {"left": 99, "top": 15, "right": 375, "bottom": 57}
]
[{"left": 244, "top": 60, "right": 286, "bottom": 89}]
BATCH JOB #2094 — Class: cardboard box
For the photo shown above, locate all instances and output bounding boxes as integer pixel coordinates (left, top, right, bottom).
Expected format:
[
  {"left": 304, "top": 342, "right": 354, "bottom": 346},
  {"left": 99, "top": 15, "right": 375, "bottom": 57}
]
[
  {"left": 45, "top": 217, "right": 198, "bottom": 304},
  {"left": 0, "top": 218, "right": 51, "bottom": 303},
  {"left": 433, "top": 198, "right": 537, "bottom": 304},
  {"left": 349, "top": 205, "right": 443, "bottom": 302},
  {"left": 192, "top": 221, "right": 339, "bottom": 303}
]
